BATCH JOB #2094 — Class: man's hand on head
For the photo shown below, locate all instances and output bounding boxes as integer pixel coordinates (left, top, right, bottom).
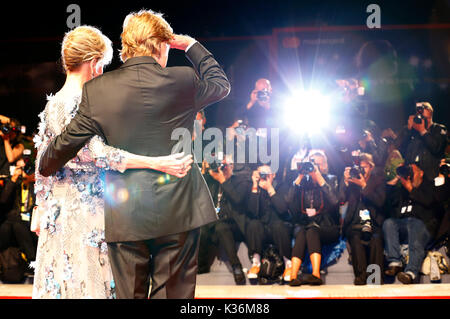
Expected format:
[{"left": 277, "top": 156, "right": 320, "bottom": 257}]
[{"left": 169, "top": 34, "right": 196, "bottom": 51}]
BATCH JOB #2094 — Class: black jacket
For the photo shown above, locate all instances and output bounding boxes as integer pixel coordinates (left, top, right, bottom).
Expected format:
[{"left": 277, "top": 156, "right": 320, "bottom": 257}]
[
  {"left": 0, "top": 177, "right": 35, "bottom": 223},
  {"left": 435, "top": 176, "right": 450, "bottom": 241},
  {"left": 286, "top": 175, "right": 340, "bottom": 229},
  {"left": 397, "top": 123, "right": 448, "bottom": 181},
  {"left": 247, "top": 180, "right": 290, "bottom": 225},
  {"left": 389, "top": 177, "right": 440, "bottom": 238},
  {"left": 205, "top": 168, "right": 252, "bottom": 235},
  {"left": 339, "top": 168, "right": 386, "bottom": 237},
  {"left": 38, "top": 42, "right": 231, "bottom": 242}
]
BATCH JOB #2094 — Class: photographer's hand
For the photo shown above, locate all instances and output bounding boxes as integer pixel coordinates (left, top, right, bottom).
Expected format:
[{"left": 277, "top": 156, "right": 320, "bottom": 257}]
[
  {"left": 246, "top": 90, "right": 258, "bottom": 110},
  {"left": 309, "top": 165, "right": 326, "bottom": 187},
  {"left": 251, "top": 170, "right": 260, "bottom": 193},
  {"left": 407, "top": 115, "right": 415, "bottom": 130},
  {"left": 343, "top": 167, "right": 351, "bottom": 186},
  {"left": 11, "top": 162, "right": 24, "bottom": 183},
  {"left": 387, "top": 175, "right": 400, "bottom": 186},
  {"left": 399, "top": 176, "right": 413, "bottom": 192},
  {"left": 412, "top": 119, "right": 427, "bottom": 135},
  {"left": 0, "top": 115, "right": 10, "bottom": 124},
  {"left": 208, "top": 166, "right": 227, "bottom": 184},
  {"left": 294, "top": 173, "right": 304, "bottom": 186},
  {"left": 348, "top": 173, "right": 367, "bottom": 189},
  {"left": 259, "top": 178, "right": 275, "bottom": 196}
]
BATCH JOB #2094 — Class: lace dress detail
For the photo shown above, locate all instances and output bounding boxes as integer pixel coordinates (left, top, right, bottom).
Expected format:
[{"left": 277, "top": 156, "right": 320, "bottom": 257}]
[{"left": 32, "top": 91, "right": 129, "bottom": 299}]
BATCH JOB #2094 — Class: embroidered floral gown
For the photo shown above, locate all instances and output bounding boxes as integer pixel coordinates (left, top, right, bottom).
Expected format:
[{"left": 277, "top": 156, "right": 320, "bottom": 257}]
[{"left": 32, "top": 90, "right": 131, "bottom": 299}]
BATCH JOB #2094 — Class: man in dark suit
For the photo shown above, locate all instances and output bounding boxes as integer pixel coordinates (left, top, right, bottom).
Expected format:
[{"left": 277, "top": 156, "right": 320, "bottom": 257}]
[{"left": 39, "top": 10, "right": 230, "bottom": 298}]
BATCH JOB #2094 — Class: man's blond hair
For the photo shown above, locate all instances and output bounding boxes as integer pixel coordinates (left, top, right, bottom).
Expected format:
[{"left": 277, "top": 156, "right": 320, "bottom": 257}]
[{"left": 120, "top": 9, "right": 173, "bottom": 62}]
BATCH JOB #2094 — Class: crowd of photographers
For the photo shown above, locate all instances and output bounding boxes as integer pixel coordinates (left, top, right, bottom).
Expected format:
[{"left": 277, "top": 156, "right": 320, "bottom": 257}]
[
  {"left": 0, "top": 77, "right": 448, "bottom": 287},
  {"left": 0, "top": 115, "right": 37, "bottom": 282},
  {"left": 197, "top": 78, "right": 450, "bottom": 286}
]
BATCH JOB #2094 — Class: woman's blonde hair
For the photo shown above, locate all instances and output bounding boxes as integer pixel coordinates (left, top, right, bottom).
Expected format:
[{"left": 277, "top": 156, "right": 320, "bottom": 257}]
[
  {"left": 120, "top": 9, "right": 173, "bottom": 62},
  {"left": 61, "top": 25, "right": 113, "bottom": 73}
]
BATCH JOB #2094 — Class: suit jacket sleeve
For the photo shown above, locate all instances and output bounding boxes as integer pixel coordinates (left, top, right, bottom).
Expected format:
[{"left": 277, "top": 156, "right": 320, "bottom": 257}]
[
  {"left": 185, "top": 42, "right": 231, "bottom": 112},
  {"left": 38, "top": 85, "right": 104, "bottom": 177}
]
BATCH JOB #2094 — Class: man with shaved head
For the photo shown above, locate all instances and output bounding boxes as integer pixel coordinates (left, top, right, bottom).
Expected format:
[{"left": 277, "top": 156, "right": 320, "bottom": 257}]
[{"left": 245, "top": 78, "right": 274, "bottom": 129}]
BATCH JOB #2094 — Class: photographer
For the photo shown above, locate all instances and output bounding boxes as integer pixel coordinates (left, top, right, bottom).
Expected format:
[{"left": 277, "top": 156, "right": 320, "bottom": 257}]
[
  {"left": 244, "top": 78, "right": 275, "bottom": 129},
  {"left": 201, "top": 156, "right": 253, "bottom": 285},
  {"left": 396, "top": 102, "right": 447, "bottom": 182},
  {"left": 0, "top": 116, "right": 25, "bottom": 177},
  {"left": 435, "top": 159, "right": 450, "bottom": 256},
  {"left": 246, "top": 164, "right": 292, "bottom": 280},
  {"left": 286, "top": 151, "right": 340, "bottom": 286},
  {"left": 0, "top": 158, "right": 37, "bottom": 268},
  {"left": 339, "top": 153, "right": 386, "bottom": 285},
  {"left": 357, "top": 120, "right": 388, "bottom": 168},
  {"left": 383, "top": 160, "right": 440, "bottom": 284}
]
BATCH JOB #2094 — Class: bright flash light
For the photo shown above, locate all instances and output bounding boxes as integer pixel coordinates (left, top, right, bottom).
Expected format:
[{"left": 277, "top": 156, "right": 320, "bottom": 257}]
[{"left": 283, "top": 89, "right": 331, "bottom": 135}]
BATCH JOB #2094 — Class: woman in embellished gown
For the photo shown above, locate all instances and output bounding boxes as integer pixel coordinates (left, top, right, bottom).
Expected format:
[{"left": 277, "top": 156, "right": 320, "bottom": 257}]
[{"left": 31, "top": 26, "right": 192, "bottom": 299}]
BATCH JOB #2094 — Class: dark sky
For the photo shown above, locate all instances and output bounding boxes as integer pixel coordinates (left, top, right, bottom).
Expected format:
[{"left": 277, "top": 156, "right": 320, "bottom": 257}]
[
  {"left": 1, "top": 0, "right": 448, "bottom": 63},
  {"left": 0, "top": 0, "right": 449, "bottom": 132},
  {"left": 2, "top": 1, "right": 449, "bottom": 39}
]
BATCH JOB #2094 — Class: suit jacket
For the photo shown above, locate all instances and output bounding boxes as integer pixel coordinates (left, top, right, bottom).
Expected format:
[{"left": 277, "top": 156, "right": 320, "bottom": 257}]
[{"left": 39, "top": 42, "right": 231, "bottom": 242}]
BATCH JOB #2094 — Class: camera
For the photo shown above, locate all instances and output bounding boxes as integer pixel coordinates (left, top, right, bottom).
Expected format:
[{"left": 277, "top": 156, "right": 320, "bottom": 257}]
[
  {"left": 361, "top": 220, "right": 373, "bottom": 242},
  {"left": 396, "top": 164, "right": 413, "bottom": 180},
  {"left": 439, "top": 162, "right": 450, "bottom": 177},
  {"left": 359, "top": 209, "right": 372, "bottom": 241},
  {"left": 259, "top": 172, "right": 269, "bottom": 180},
  {"left": 235, "top": 119, "right": 248, "bottom": 135},
  {"left": 1, "top": 123, "right": 25, "bottom": 135},
  {"left": 256, "top": 89, "right": 270, "bottom": 102},
  {"left": 22, "top": 149, "right": 34, "bottom": 175},
  {"left": 209, "top": 161, "right": 226, "bottom": 172},
  {"left": 349, "top": 165, "right": 362, "bottom": 179},
  {"left": 297, "top": 161, "right": 315, "bottom": 175},
  {"left": 413, "top": 104, "right": 425, "bottom": 125}
]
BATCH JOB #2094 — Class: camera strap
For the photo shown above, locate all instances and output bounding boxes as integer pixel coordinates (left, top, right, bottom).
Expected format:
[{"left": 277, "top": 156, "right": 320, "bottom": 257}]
[{"left": 300, "top": 189, "right": 323, "bottom": 217}]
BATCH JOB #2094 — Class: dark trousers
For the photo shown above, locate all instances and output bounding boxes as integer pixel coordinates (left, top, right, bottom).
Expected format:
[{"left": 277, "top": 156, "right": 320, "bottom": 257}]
[
  {"left": 107, "top": 228, "right": 200, "bottom": 299},
  {"left": 215, "top": 220, "right": 245, "bottom": 267},
  {"left": 292, "top": 224, "right": 340, "bottom": 260},
  {"left": 246, "top": 219, "right": 292, "bottom": 259},
  {"left": 0, "top": 220, "right": 37, "bottom": 261},
  {"left": 347, "top": 229, "right": 384, "bottom": 279}
]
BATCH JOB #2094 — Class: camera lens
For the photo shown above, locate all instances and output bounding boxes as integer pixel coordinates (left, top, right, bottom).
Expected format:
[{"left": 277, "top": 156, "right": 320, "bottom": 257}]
[
  {"left": 413, "top": 114, "right": 423, "bottom": 124},
  {"left": 297, "top": 162, "right": 315, "bottom": 174},
  {"left": 439, "top": 164, "right": 450, "bottom": 176},
  {"left": 256, "top": 90, "right": 269, "bottom": 102},
  {"left": 349, "top": 166, "right": 361, "bottom": 179}
]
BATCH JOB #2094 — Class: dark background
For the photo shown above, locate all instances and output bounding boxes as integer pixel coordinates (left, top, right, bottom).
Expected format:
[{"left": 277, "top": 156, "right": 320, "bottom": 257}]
[{"left": 0, "top": 0, "right": 449, "bottom": 135}]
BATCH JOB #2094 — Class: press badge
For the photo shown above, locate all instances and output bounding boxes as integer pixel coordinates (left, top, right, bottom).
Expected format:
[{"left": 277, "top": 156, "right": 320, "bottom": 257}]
[
  {"left": 306, "top": 208, "right": 317, "bottom": 217},
  {"left": 359, "top": 209, "right": 371, "bottom": 221},
  {"left": 401, "top": 205, "right": 413, "bottom": 214},
  {"left": 21, "top": 212, "right": 30, "bottom": 222}
]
